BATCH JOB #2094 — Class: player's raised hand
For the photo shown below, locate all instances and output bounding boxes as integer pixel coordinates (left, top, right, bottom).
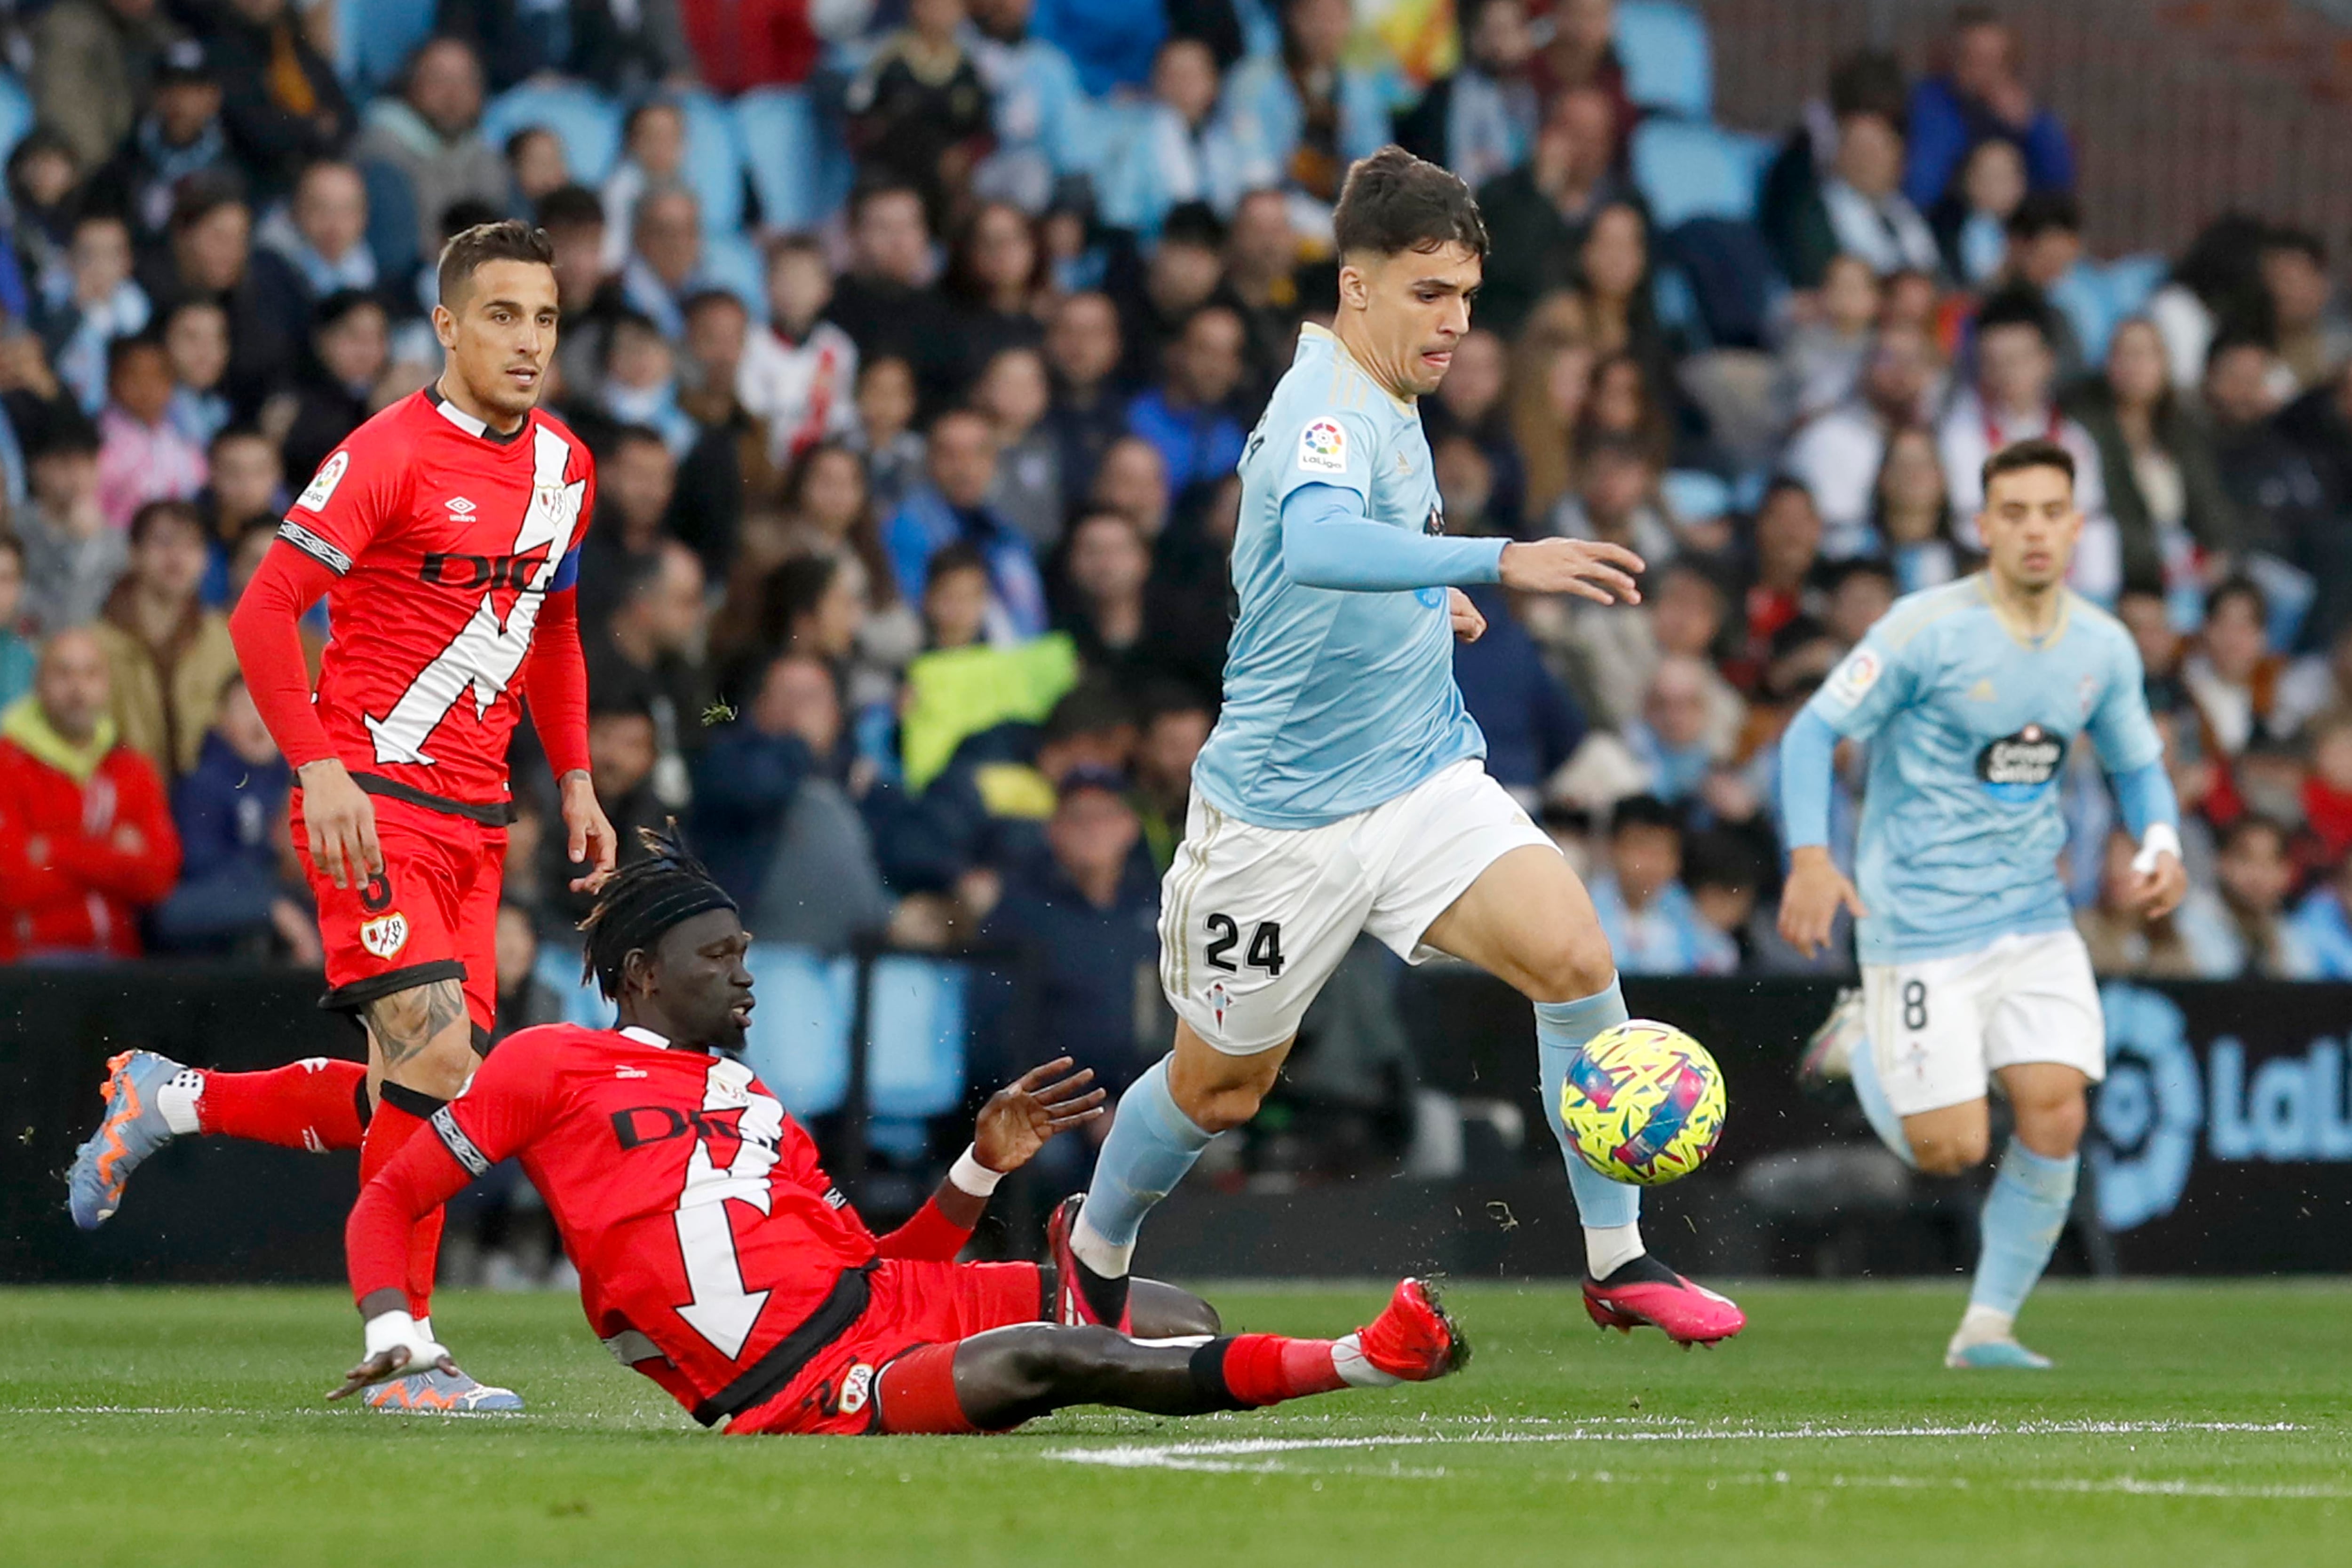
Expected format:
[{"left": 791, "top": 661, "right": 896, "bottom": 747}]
[
  {"left": 1496, "top": 538, "right": 1645, "bottom": 604},
  {"left": 559, "top": 769, "right": 620, "bottom": 892},
  {"left": 1448, "top": 588, "right": 1487, "bottom": 643},
  {"left": 1778, "top": 845, "right": 1868, "bottom": 957},
  {"left": 296, "top": 758, "right": 382, "bottom": 890},
  {"left": 973, "top": 1058, "right": 1107, "bottom": 1172},
  {"left": 2126, "top": 848, "right": 2189, "bottom": 921}
]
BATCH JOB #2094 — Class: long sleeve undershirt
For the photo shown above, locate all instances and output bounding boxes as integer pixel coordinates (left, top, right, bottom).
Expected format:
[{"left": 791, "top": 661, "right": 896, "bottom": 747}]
[{"left": 1279, "top": 482, "right": 1506, "bottom": 591}]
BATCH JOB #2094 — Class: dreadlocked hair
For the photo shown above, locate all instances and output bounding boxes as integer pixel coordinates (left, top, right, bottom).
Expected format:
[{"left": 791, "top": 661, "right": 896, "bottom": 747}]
[{"left": 579, "top": 822, "right": 739, "bottom": 1001}]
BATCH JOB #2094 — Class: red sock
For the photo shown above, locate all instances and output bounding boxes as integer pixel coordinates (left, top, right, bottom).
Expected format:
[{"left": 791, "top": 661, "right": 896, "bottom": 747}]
[
  {"left": 874, "top": 1342, "right": 979, "bottom": 1434},
  {"left": 195, "top": 1058, "right": 368, "bottom": 1152},
  {"left": 1216, "top": 1334, "right": 1345, "bottom": 1407},
  {"left": 360, "top": 1099, "right": 445, "bottom": 1320}
]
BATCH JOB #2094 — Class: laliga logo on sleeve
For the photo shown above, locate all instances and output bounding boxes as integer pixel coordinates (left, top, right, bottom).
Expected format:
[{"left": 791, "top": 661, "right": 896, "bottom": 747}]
[
  {"left": 1825, "top": 647, "right": 1880, "bottom": 706},
  {"left": 1297, "top": 418, "right": 1348, "bottom": 474},
  {"left": 297, "top": 450, "right": 349, "bottom": 511},
  {"left": 359, "top": 911, "right": 410, "bottom": 960}
]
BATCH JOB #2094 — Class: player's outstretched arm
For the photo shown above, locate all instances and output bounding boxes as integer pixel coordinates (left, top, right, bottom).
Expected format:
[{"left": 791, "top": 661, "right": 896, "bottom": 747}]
[
  {"left": 874, "top": 1060, "right": 1106, "bottom": 1258},
  {"left": 1775, "top": 707, "right": 1867, "bottom": 956},
  {"left": 1279, "top": 484, "right": 1513, "bottom": 593},
  {"left": 1494, "top": 538, "right": 1646, "bottom": 604}
]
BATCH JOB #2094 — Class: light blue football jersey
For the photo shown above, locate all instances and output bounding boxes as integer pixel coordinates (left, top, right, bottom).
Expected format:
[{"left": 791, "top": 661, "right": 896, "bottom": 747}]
[
  {"left": 1191, "top": 324, "right": 1485, "bottom": 828},
  {"left": 1804, "top": 576, "right": 2162, "bottom": 964}
]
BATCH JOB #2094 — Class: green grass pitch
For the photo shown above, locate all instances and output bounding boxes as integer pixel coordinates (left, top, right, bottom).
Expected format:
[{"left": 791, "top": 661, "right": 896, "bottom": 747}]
[{"left": 4, "top": 1281, "right": 2346, "bottom": 1568}]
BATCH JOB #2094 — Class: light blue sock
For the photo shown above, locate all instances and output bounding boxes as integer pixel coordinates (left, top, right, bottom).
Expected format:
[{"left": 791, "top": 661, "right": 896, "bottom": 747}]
[
  {"left": 1078, "top": 1055, "right": 1213, "bottom": 1257},
  {"left": 1535, "top": 982, "right": 1641, "bottom": 1237},
  {"left": 1847, "top": 1030, "right": 1917, "bottom": 1168},
  {"left": 1970, "top": 1137, "right": 2080, "bottom": 1317}
]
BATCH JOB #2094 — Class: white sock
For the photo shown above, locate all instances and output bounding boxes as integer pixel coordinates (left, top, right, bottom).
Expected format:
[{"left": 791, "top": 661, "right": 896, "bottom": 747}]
[
  {"left": 1330, "top": 1332, "right": 1401, "bottom": 1388},
  {"left": 156, "top": 1069, "right": 204, "bottom": 1136},
  {"left": 1068, "top": 1211, "right": 1134, "bottom": 1280},
  {"left": 1950, "top": 1303, "right": 2015, "bottom": 1349},
  {"left": 1584, "top": 1221, "right": 1645, "bottom": 1280}
]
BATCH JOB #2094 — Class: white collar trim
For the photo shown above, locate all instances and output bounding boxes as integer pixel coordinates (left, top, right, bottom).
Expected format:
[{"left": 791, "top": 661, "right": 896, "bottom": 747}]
[{"left": 617, "top": 1025, "right": 669, "bottom": 1048}]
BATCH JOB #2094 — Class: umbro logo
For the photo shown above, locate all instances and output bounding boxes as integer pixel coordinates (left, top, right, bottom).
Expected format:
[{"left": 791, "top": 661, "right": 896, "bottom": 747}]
[
  {"left": 445, "top": 497, "right": 477, "bottom": 517},
  {"left": 1967, "top": 679, "right": 1996, "bottom": 701},
  {"left": 614, "top": 1065, "right": 649, "bottom": 1079}
]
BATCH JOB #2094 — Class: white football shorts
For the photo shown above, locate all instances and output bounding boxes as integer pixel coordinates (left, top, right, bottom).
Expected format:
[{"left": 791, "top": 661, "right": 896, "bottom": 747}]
[
  {"left": 1158, "top": 759, "right": 1554, "bottom": 1055},
  {"left": 1860, "top": 928, "right": 2106, "bottom": 1118}
]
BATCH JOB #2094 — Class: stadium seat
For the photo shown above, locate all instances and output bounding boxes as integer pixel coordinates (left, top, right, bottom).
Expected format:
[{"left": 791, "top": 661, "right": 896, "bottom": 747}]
[
  {"left": 673, "top": 89, "right": 745, "bottom": 237},
  {"left": 1615, "top": 0, "right": 1712, "bottom": 120},
  {"left": 2101, "top": 253, "right": 2168, "bottom": 324},
  {"left": 1629, "top": 119, "right": 1769, "bottom": 230},
  {"left": 733, "top": 87, "right": 851, "bottom": 234},
  {"left": 739, "top": 945, "right": 857, "bottom": 1116},
  {"left": 736, "top": 947, "right": 972, "bottom": 1123},
  {"left": 699, "top": 231, "right": 768, "bottom": 322},
  {"left": 0, "top": 73, "right": 29, "bottom": 164},
  {"left": 337, "top": 0, "right": 437, "bottom": 92},
  {"left": 1663, "top": 468, "right": 1732, "bottom": 524},
  {"left": 863, "top": 957, "right": 969, "bottom": 1122},
  {"left": 480, "top": 82, "right": 625, "bottom": 188},
  {"left": 531, "top": 943, "right": 616, "bottom": 1031}
]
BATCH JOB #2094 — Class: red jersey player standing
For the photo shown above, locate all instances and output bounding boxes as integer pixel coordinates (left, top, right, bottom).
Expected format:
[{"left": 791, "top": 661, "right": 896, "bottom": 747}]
[
  {"left": 67, "top": 221, "right": 618, "bottom": 1413},
  {"left": 334, "top": 833, "right": 1466, "bottom": 1432}
]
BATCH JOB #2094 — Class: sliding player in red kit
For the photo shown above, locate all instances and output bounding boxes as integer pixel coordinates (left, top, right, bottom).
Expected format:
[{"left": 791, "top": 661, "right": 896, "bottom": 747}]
[
  {"left": 333, "top": 834, "right": 1466, "bottom": 1433},
  {"left": 65, "top": 221, "right": 618, "bottom": 1413}
]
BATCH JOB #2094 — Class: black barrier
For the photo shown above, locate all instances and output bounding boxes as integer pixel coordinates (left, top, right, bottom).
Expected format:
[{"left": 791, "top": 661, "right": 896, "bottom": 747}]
[{"left": 4, "top": 964, "right": 2348, "bottom": 1281}]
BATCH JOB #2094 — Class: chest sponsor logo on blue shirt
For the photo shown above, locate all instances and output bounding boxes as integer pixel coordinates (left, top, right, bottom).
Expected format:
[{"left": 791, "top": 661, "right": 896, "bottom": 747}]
[{"left": 1975, "top": 723, "right": 2066, "bottom": 801}]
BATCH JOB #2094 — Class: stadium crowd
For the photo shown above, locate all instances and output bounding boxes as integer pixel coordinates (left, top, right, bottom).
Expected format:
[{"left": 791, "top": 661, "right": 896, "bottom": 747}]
[{"left": 7, "top": 0, "right": 2352, "bottom": 1100}]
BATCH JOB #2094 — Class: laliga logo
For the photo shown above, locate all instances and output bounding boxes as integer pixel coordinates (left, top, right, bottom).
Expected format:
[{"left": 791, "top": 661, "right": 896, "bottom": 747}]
[{"left": 2090, "top": 984, "right": 2201, "bottom": 1231}]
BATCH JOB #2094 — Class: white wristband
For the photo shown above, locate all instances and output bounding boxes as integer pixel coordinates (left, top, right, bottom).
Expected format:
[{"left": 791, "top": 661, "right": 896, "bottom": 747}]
[
  {"left": 2132, "top": 823, "right": 2183, "bottom": 876},
  {"left": 948, "top": 1144, "right": 1005, "bottom": 1197},
  {"left": 362, "top": 1308, "right": 446, "bottom": 1366}
]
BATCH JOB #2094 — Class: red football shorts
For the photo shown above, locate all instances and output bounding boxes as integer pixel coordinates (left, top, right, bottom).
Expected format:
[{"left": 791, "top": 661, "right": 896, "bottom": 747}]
[
  {"left": 731, "top": 1259, "right": 1049, "bottom": 1436},
  {"left": 294, "top": 791, "right": 508, "bottom": 1034}
]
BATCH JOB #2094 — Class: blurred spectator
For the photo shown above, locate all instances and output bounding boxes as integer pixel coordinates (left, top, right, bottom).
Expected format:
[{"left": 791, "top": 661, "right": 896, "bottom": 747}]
[
  {"left": 197, "top": 425, "right": 284, "bottom": 600},
  {"left": 2148, "top": 213, "right": 2276, "bottom": 397},
  {"left": 1088, "top": 433, "right": 1174, "bottom": 545},
  {"left": 1116, "top": 199, "right": 1224, "bottom": 385},
  {"left": 2300, "top": 713, "right": 2352, "bottom": 868},
  {"left": 1762, "top": 49, "right": 1928, "bottom": 288},
  {"left": 2117, "top": 586, "right": 2186, "bottom": 713},
  {"left": 17, "top": 412, "right": 120, "bottom": 635},
  {"left": 883, "top": 406, "right": 1048, "bottom": 640},
  {"left": 1223, "top": 188, "right": 1305, "bottom": 399},
  {"left": 678, "top": 0, "right": 856, "bottom": 94},
  {"left": 1054, "top": 509, "right": 1182, "bottom": 692},
  {"left": 47, "top": 210, "right": 152, "bottom": 415},
  {"left": 437, "top": 0, "right": 693, "bottom": 95},
  {"left": 1937, "top": 291, "right": 2109, "bottom": 570},
  {"left": 1101, "top": 38, "right": 1275, "bottom": 238},
  {"left": 2271, "top": 355, "right": 2352, "bottom": 649},
  {"left": 161, "top": 298, "right": 233, "bottom": 449},
  {"left": 851, "top": 355, "right": 927, "bottom": 517},
  {"left": 737, "top": 235, "right": 860, "bottom": 466},
  {"left": 615, "top": 187, "right": 707, "bottom": 339},
  {"left": 599, "top": 99, "right": 688, "bottom": 274},
  {"left": 1623, "top": 654, "right": 1724, "bottom": 805},
  {"left": 978, "top": 346, "right": 1063, "bottom": 551},
  {"left": 1030, "top": 0, "right": 1166, "bottom": 97},
  {"left": 588, "top": 540, "right": 707, "bottom": 803},
  {"left": 1129, "top": 681, "right": 1210, "bottom": 871},
  {"left": 2182, "top": 577, "right": 2290, "bottom": 760},
  {"left": 0, "top": 538, "right": 33, "bottom": 709},
  {"left": 943, "top": 201, "right": 1050, "bottom": 390},
  {"left": 1569, "top": 203, "right": 1672, "bottom": 412},
  {"left": 276, "top": 291, "right": 389, "bottom": 490},
  {"left": 1506, "top": 293, "right": 1595, "bottom": 518},
  {"left": 259, "top": 160, "right": 377, "bottom": 302},
  {"left": 1550, "top": 433, "right": 1671, "bottom": 563},
  {"left": 2174, "top": 812, "right": 2316, "bottom": 978},
  {"left": 1779, "top": 253, "right": 1879, "bottom": 427},
  {"left": 1991, "top": 190, "right": 2090, "bottom": 380},
  {"left": 919, "top": 542, "right": 993, "bottom": 651},
  {"left": 1395, "top": 0, "right": 1538, "bottom": 194},
  {"left": 1684, "top": 829, "right": 1773, "bottom": 971},
  {"left": 1041, "top": 290, "right": 1130, "bottom": 504},
  {"left": 1126, "top": 303, "right": 1247, "bottom": 505},
  {"left": 1420, "top": 325, "right": 1524, "bottom": 530},
  {"left": 848, "top": 0, "right": 993, "bottom": 219},
  {"left": 576, "top": 423, "right": 678, "bottom": 622},
  {"left": 1528, "top": 0, "right": 1633, "bottom": 145},
  {"left": 2066, "top": 316, "right": 2240, "bottom": 604},
  {"left": 967, "top": 0, "right": 1092, "bottom": 214},
  {"left": 2201, "top": 332, "right": 2311, "bottom": 566},
  {"left": 1902, "top": 5, "right": 2075, "bottom": 214},
  {"left": 10, "top": 132, "right": 86, "bottom": 304},
  {"left": 0, "top": 626, "right": 181, "bottom": 959},
  {"left": 976, "top": 764, "right": 1160, "bottom": 1094},
  {"left": 204, "top": 0, "right": 355, "bottom": 200},
  {"left": 2260, "top": 226, "right": 2352, "bottom": 393},
  {"left": 1586, "top": 793, "right": 1736, "bottom": 975},
  {"left": 544, "top": 693, "right": 673, "bottom": 924},
  {"left": 1820, "top": 557, "right": 1896, "bottom": 650},
  {"left": 92, "top": 498, "right": 238, "bottom": 778},
  {"left": 354, "top": 38, "right": 505, "bottom": 269},
  {"left": 2288, "top": 847, "right": 2352, "bottom": 980},
  {"left": 1222, "top": 0, "right": 1391, "bottom": 215},
  {"left": 1734, "top": 479, "right": 1824, "bottom": 686},
  {"left": 152, "top": 674, "right": 311, "bottom": 958},
  {"left": 1452, "top": 582, "right": 1586, "bottom": 807},
  {"left": 1931, "top": 135, "right": 2026, "bottom": 288},
  {"left": 32, "top": 0, "right": 184, "bottom": 172},
  {"left": 141, "top": 181, "right": 305, "bottom": 411},
  {"left": 1476, "top": 86, "right": 1629, "bottom": 339},
  {"left": 680, "top": 288, "right": 787, "bottom": 507},
  {"left": 505, "top": 127, "right": 570, "bottom": 214},
  {"left": 2075, "top": 828, "right": 2197, "bottom": 977},
  {"left": 829, "top": 181, "right": 959, "bottom": 404},
  {"left": 1542, "top": 556, "right": 1738, "bottom": 742}
]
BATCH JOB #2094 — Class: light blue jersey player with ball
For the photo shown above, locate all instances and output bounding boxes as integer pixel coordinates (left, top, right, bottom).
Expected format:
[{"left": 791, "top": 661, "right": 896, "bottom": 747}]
[
  {"left": 1776, "top": 437, "right": 2189, "bottom": 1369},
  {"left": 1047, "top": 147, "right": 1746, "bottom": 1346}
]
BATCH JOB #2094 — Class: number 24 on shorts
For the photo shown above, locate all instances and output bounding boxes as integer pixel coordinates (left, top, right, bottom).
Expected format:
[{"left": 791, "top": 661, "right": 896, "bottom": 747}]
[{"left": 1204, "top": 914, "right": 1285, "bottom": 976}]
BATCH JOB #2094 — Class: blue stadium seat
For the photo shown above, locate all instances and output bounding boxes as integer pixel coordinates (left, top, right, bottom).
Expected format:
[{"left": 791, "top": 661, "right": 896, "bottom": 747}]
[
  {"left": 1629, "top": 119, "right": 1768, "bottom": 230},
  {"left": 864, "top": 958, "right": 969, "bottom": 1122},
  {"left": 1663, "top": 468, "right": 1732, "bottom": 524},
  {"left": 480, "top": 82, "right": 625, "bottom": 188},
  {"left": 531, "top": 943, "right": 616, "bottom": 1031},
  {"left": 733, "top": 87, "right": 850, "bottom": 234},
  {"left": 1615, "top": 0, "right": 1712, "bottom": 120},
  {"left": 674, "top": 89, "right": 745, "bottom": 237},
  {"left": 739, "top": 945, "right": 857, "bottom": 1117},
  {"left": 2101, "top": 253, "right": 2168, "bottom": 324},
  {"left": 0, "top": 72, "right": 30, "bottom": 164},
  {"left": 338, "top": 0, "right": 437, "bottom": 93},
  {"left": 735, "top": 947, "right": 972, "bottom": 1122},
  {"left": 699, "top": 231, "right": 767, "bottom": 322}
]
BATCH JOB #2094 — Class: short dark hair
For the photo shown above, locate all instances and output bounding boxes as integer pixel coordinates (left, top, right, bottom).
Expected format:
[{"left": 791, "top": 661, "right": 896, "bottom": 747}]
[
  {"left": 1980, "top": 436, "right": 2076, "bottom": 495},
  {"left": 129, "top": 498, "right": 205, "bottom": 548},
  {"left": 2264, "top": 224, "right": 2326, "bottom": 265},
  {"left": 1159, "top": 200, "right": 1226, "bottom": 252},
  {"left": 536, "top": 183, "right": 604, "bottom": 230},
  {"left": 2206, "top": 327, "right": 2276, "bottom": 369},
  {"left": 925, "top": 540, "right": 989, "bottom": 585},
  {"left": 1974, "top": 287, "right": 2055, "bottom": 343},
  {"left": 1332, "top": 145, "right": 1489, "bottom": 260},
  {"left": 2207, "top": 573, "right": 2268, "bottom": 626},
  {"left": 2006, "top": 190, "right": 2081, "bottom": 240},
  {"left": 764, "top": 231, "right": 826, "bottom": 267},
  {"left": 0, "top": 532, "right": 24, "bottom": 570},
  {"left": 26, "top": 409, "right": 102, "bottom": 460},
  {"left": 311, "top": 287, "right": 384, "bottom": 334},
  {"left": 607, "top": 422, "right": 672, "bottom": 457},
  {"left": 2219, "top": 811, "right": 2290, "bottom": 856},
  {"left": 437, "top": 218, "right": 555, "bottom": 304},
  {"left": 105, "top": 331, "right": 167, "bottom": 381},
  {"left": 1611, "top": 793, "right": 1681, "bottom": 836},
  {"left": 1827, "top": 48, "right": 1907, "bottom": 125},
  {"left": 208, "top": 420, "right": 272, "bottom": 455},
  {"left": 682, "top": 287, "right": 747, "bottom": 321}
]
